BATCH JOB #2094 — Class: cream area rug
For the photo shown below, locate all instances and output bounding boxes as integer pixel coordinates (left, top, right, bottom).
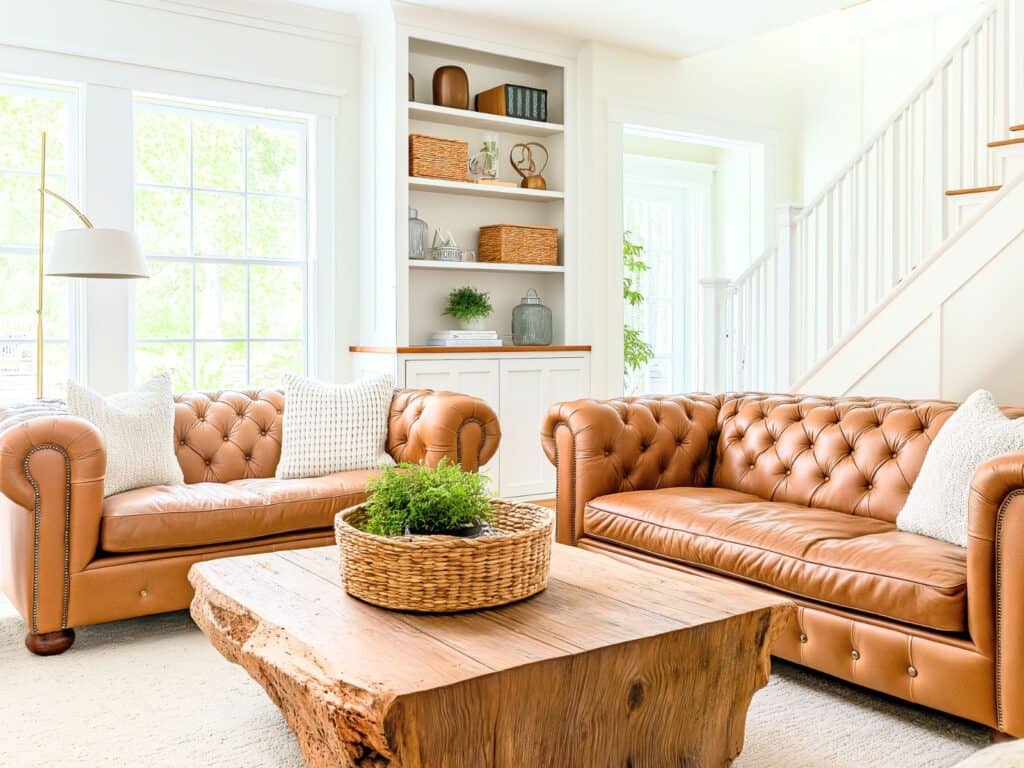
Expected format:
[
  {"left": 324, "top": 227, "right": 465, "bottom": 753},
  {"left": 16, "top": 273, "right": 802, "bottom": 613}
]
[{"left": 0, "top": 596, "right": 989, "bottom": 768}]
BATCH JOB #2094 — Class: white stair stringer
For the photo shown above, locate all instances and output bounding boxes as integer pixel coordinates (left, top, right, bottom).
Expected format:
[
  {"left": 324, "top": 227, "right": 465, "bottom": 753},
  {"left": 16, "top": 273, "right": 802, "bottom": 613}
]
[{"left": 794, "top": 170, "right": 1024, "bottom": 401}]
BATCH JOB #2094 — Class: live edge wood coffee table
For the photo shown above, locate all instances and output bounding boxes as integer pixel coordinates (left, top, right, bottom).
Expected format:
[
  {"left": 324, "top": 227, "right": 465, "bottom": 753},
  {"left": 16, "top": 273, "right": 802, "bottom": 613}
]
[{"left": 189, "top": 544, "right": 793, "bottom": 768}]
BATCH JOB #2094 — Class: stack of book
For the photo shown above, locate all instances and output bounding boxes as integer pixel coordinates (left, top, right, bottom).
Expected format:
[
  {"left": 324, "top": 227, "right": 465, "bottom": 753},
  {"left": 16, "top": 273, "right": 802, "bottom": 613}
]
[{"left": 428, "top": 330, "right": 502, "bottom": 347}]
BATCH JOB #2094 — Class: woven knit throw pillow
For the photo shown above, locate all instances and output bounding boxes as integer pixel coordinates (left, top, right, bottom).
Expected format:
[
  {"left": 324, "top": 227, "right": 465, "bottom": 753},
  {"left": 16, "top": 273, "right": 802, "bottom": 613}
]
[
  {"left": 897, "top": 389, "right": 1024, "bottom": 546},
  {"left": 276, "top": 373, "right": 396, "bottom": 480},
  {"left": 67, "top": 372, "right": 184, "bottom": 497}
]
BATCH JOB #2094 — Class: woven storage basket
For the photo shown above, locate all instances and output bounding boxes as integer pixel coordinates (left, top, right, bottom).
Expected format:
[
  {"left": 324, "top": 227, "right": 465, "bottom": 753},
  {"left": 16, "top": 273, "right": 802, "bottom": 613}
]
[
  {"left": 409, "top": 133, "right": 469, "bottom": 182},
  {"left": 478, "top": 224, "right": 559, "bottom": 265},
  {"left": 335, "top": 500, "right": 552, "bottom": 613}
]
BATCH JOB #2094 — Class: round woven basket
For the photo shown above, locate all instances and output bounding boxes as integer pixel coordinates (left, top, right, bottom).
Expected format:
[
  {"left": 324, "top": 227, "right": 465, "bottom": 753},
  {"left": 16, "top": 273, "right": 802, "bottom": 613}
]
[{"left": 334, "top": 500, "right": 553, "bottom": 613}]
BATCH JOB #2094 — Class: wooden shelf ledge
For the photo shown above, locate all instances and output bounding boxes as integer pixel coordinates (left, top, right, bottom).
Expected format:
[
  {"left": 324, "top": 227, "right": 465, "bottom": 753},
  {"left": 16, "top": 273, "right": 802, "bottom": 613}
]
[
  {"left": 988, "top": 136, "right": 1024, "bottom": 148},
  {"left": 350, "top": 345, "right": 591, "bottom": 354}
]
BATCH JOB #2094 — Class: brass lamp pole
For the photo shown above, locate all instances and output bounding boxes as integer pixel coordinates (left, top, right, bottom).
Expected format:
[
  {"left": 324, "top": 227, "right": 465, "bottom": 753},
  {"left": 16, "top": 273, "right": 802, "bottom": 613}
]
[{"left": 34, "top": 131, "right": 148, "bottom": 399}]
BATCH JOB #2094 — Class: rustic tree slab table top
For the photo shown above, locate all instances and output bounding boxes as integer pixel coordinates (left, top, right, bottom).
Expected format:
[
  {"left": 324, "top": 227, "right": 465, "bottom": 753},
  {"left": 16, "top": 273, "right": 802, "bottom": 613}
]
[{"left": 189, "top": 544, "right": 794, "bottom": 768}]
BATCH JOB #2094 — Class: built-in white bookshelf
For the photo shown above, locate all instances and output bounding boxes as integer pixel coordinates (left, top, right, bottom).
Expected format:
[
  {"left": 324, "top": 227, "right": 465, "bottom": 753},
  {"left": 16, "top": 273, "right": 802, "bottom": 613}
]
[{"left": 397, "top": 34, "right": 574, "bottom": 345}]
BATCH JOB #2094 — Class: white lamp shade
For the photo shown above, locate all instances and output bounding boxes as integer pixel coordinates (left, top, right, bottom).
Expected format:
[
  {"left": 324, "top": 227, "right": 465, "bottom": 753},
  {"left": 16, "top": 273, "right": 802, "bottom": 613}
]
[{"left": 46, "top": 228, "right": 149, "bottom": 279}]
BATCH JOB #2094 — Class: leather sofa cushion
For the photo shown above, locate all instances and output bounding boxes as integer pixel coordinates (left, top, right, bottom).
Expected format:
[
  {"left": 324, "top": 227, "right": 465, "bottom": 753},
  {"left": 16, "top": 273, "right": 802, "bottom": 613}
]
[
  {"left": 101, "top": 470, "right": 376, "bottom": 553},
  {"left": 583, "top": 486, "right": 968, "bottom": 633}
]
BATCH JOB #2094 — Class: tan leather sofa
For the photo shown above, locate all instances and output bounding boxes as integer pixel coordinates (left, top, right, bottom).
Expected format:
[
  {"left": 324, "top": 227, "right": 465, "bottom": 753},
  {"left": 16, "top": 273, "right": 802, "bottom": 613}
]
[
  {"left": 542, "top": 392, "right": 1024, "bottom": 738},
  {"left": 0, "top": 387, "right": 499, "bottom": 656}
]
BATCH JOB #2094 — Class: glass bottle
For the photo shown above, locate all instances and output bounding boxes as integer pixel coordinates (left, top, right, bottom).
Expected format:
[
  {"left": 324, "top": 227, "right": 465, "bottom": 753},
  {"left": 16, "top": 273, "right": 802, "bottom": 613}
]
[
  {"left": 511, "top": 289, "right": 553, "bottom": 346},
  {"left": 409, "top": 207, "right": 428, "bottom": 260}
]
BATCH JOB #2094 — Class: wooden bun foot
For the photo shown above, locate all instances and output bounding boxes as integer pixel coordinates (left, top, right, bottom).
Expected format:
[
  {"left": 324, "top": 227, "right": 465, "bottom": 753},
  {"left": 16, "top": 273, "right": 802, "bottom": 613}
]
[
  {"left": 991, "top": 728, "right": 1018, "bottom": 744},
  {"left": 25, "top": 628, "right": 75, "bottom": 656}
]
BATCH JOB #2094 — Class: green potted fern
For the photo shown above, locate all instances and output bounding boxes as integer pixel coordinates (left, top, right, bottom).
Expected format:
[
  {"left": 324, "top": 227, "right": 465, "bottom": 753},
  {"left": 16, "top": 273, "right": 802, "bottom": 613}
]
[
  {"left": 443, "top": 286, "right": 493, "bottom": 331},
  {"left": 363, "top": 458, "right": 493, "bottom": 537}
]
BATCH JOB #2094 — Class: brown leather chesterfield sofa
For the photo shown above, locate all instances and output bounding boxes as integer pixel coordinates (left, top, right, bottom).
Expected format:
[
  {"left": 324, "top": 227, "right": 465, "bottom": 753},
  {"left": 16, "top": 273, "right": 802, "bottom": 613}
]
[
  {"left": 542, "top": 392, "right": 1024, "bottom": 738},
  {"left": 0, "top": 388, "right": 499, "bottom": 656}
]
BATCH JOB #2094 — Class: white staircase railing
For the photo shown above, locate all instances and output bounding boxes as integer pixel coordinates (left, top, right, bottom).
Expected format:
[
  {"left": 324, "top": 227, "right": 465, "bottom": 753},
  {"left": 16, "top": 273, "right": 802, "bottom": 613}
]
[{"left": 719, "top": 3, "right": 1010, "bottom": 391}]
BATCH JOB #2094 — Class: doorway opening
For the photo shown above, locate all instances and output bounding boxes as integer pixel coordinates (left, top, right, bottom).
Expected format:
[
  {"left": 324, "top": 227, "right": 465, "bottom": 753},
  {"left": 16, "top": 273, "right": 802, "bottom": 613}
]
[{"left": 622, "top": 125, "right": 765, "bottom": 394}]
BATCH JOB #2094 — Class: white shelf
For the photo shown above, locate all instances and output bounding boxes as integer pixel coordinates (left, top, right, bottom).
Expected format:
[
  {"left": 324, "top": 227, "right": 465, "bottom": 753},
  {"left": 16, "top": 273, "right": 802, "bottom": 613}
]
[
  {"left": 409, "top": 176, "right": 564, "bottom": 201},
  {"left": 408, "top": 259, "right": 564, "bottom": 274},
  {"left": 408, "top": 102, "right": 564, "bottom": 137}
]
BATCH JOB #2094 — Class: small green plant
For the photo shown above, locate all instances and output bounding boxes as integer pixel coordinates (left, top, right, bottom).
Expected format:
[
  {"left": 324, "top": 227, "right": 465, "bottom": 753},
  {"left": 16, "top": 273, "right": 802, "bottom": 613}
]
[
  {"left": 623, "top": 231, "right": 654, "bottom": 380},
  {"left": 363, "top": 458, "right": 493, "bottom": 536},
  {"left": 443, "top": 286, "right": 493, "bottom": 322}
]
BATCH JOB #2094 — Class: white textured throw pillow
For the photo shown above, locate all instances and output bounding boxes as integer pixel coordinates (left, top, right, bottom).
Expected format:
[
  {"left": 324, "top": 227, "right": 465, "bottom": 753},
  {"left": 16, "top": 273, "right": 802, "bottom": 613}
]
[
  {"left": 67, "top": 373, "right": 184, "bottom": 497},
  {"left": 897, "top": 389, "right": 1024, "bottom": 546},
  {"left": 275, "top": 373, "right": 396, "bottom": 480}
]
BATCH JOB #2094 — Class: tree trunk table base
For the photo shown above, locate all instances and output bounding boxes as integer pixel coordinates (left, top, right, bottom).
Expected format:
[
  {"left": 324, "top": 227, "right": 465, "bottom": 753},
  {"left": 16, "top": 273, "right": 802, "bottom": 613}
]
[{"left": 190, "top": 544, "right": 793, "bottom": 768}]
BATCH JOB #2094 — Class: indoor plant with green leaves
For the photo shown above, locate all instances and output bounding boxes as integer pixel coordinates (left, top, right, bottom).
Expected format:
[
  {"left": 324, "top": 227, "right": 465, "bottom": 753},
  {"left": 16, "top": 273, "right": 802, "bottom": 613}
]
[
  {"left": 443, "top": 285, "right": 494, "bottom": 331},
  {"left": 623, "top": 231, "right": 655, "bottom": 394},
  {"left": 363, "top": 458, "right": 493, "bottom": 537}
]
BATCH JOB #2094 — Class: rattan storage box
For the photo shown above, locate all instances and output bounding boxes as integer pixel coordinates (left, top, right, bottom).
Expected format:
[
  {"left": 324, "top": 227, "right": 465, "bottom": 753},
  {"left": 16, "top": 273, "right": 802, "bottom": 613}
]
[
  {"left": 409, "top": 133, "right": 469, "bottom": 182},
  {"left": 478, "top": 224, "right": 559, "bottom": 266}
]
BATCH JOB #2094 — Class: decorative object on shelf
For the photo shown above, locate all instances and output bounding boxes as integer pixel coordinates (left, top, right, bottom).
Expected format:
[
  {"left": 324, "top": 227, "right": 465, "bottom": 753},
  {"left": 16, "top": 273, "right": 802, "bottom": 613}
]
[
  {"left": 468, "top": 133, "right": 499, "bottom": 180},
  {"left": 510, "top": 142, "right": 548, "bottom": 190},
  {"left": 335, "top": 494, "right": 553, "bottom": 613},
  {"left": 408, "top": 73, "right": 415, "bottom": 101},
  {"left": 429, "top": 330, "right": 502, "bottom": 347},
  {"left": 409, "top": 133, "right": 469, "bottom": 182},
  {"left": 430, "top": 228, "right": 461, "bottom": 261},
  {"left": 511, "top": 289, "right": 553, "bottom": 346},
  {"left": 479, "top": 224, "right": 558, "bottom": 266},
  {"left": 475, "top": 83, "right": 548, "bottom": 122},
  {"left": 443, "top": 285, "right": 493, "bottom": 330},
  {"left": 471, "top": 179, "right": 517, "bottom": 187},
  {"left": 408, "top": 207, "right": 429, "bottom": 260},
  {"left": 432, "top": 65, "right": 470, "bottom": 110},
  {"left": 33, "top": 131, "right": 148, "bottom": 397},
  {"left": 460, "top": 248, "right": 476, "bottom": 262}
]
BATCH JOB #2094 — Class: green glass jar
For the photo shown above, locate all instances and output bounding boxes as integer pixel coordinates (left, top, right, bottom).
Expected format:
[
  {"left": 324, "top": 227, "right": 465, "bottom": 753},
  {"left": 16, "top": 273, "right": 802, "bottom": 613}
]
[{"left": 511, "top": 289, "right": 552, "bottom": 346}]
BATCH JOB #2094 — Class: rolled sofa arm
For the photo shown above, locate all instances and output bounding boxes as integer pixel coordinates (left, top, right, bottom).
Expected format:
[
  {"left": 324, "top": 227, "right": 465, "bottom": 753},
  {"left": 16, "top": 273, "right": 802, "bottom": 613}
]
[
  {"left": 967, "top": 453, "right": 1024, "bottom": 736},
  {"left": 386, "top": 389, "right": 500, "bottom": 472},
  {"left": 0, "top": 409, "right": 105, "bottom": 635},
  {"left": 541, "top": 395, "right": 721, "bottom": 545}
]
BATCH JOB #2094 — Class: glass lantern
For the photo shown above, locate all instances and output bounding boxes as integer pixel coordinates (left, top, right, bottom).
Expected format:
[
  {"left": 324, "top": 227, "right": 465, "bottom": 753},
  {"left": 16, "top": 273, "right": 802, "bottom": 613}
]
[{"left": 511, "top": 289, "right": 553, "bottom": 346}]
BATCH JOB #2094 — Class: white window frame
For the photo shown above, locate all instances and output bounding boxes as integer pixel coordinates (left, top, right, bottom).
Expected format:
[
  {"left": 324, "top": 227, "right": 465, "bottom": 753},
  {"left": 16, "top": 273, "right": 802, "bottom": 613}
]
[
  {"left": 0, "top": 74, "right": 84, "bottom": 402},
  {"left": 624, "top": 154, "right": 713, "bottom": 394},
  {"left": 131, "top": 96, "right": 313, "bottom": 389}
]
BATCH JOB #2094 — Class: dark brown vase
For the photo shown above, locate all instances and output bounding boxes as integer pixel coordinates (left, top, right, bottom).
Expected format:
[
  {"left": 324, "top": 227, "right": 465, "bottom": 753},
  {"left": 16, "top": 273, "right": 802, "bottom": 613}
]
[{"left": 433, "top": 65, "right": 469, "bottom": 110}]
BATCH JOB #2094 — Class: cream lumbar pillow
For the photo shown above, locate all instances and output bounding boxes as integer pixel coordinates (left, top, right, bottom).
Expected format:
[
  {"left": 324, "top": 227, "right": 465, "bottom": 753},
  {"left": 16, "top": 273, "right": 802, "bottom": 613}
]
[
  {"left": 897, "top": 389, "right": 1024, "bottom": 546},
  {"left": 67, "top": 372, "right": 184, "bottom": 497},
  {"left": 275, "top": 373, "right": 396, "bottom": 480}
]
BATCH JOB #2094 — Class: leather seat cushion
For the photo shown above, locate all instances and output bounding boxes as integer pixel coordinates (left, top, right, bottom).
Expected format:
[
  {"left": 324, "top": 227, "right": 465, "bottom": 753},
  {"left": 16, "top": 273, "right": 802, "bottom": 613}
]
[
  {"left": 101, "top": 470, "right": 377, "bottom": 553},
  {"left": 583, "top": 487, "right": 968, "bottom": 633}
]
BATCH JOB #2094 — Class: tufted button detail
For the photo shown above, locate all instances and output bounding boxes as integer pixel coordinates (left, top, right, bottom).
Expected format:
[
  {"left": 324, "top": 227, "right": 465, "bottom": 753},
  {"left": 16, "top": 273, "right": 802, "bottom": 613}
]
[
  {"left": 907, "top": 665, "right": 918, "bottom": 678},
  {"left": 785, "top": 469, "right": 792, "bottom": 476},
  {"left": 245, "top": 454, "right": 252, "bottom": 461},
  {"left": 179, "top": 439, "right": 186, "bottom": 446},
  {"left": 261, "top": 430, "right": 268, "bottom": 436},
  {"left": 799, "top": 633, "right": 808, "bottom": 643},
  {"left": 204, "top": 460, "right": 211, "bottom": 466},
  {"left": 851, "top": 650, "right": 860, "bottom": 661},
  {"left": 866, "top": 483, "right": 873, "bottom": 490},
  {"left": 223, "top": 435, "right": 229, "bottom": 442},
  {"left": 891, "top": 452, "right": 898, "bottom": 460},
  {"left": 748, "top": 463, "right": 755, "bottom": 470},
  {"left": 139, "top": 588, "right": 149, "bottom": 598}
]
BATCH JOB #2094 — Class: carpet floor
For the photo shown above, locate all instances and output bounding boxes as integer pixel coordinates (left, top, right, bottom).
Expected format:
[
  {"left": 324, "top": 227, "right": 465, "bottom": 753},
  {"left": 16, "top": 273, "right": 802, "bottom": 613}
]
[{"left": 0, "top": 596, "right": 989, "bottom": 768}]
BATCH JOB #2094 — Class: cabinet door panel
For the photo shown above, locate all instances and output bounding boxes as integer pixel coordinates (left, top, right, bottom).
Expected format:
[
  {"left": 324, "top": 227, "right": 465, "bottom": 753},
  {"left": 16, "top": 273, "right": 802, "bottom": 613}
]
[
  {"left": 498, "top": 357, "right": 588, "bottom": 498},
  {"left": 403, "top": 359, "right": 500, "bottom": 486}
]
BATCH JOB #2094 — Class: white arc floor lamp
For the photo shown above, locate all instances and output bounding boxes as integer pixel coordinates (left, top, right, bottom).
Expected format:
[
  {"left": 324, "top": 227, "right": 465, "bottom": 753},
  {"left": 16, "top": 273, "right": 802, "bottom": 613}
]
[{"left": 36, "top": 131, "right": 149, "bottom": 398}]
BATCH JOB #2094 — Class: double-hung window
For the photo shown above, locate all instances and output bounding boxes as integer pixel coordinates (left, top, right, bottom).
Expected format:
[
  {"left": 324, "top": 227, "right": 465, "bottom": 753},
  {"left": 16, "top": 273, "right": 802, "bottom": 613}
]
[
  {"left": 0, "top": 78, "right": 79, "bottom": 403},
  {"left": 133, "top": 99, "right": 309, "bottom": 392}
]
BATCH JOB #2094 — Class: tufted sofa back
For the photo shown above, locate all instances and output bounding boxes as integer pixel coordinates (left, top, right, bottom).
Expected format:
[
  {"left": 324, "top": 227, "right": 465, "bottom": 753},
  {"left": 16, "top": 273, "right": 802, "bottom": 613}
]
[
  {"left": 713, "top": 393, "right": 1024, "bottom": 522},
  {"left": 173, "top": 390, "right": 284, "bottom": 484}
]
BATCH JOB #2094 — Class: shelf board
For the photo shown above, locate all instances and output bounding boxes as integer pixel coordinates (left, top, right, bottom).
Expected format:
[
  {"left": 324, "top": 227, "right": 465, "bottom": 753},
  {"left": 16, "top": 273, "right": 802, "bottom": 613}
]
[
  {"left": 408, "top": 259, "right": 564, "bottom": 274},
  {"left": 409, "top": 176, "right": 564, "bottom": 201},
  {"left": 408, "top": 102, "right": 564, "bottom": 137}
]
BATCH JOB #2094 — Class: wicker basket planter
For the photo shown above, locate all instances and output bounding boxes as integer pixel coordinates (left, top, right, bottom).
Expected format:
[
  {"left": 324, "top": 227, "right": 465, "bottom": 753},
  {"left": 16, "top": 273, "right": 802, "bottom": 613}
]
[
  {"left": 335, "top": 500, "right": 553, "bottom": 613},
  {"left": 409, "top": 133, "right": 469, "bottom": 182},
  {"left": 478, "top": 224, "right": 559, "bottom": 265}
]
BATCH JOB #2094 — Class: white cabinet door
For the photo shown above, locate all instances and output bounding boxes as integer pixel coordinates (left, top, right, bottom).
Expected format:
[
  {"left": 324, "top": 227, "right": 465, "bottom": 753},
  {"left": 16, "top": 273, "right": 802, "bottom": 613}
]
[
  {"left": 498, "top": 357, "right": 589, "bottom": 498},
  {"left": 404, "top": 359, "right": 501, "bottom": 487}
]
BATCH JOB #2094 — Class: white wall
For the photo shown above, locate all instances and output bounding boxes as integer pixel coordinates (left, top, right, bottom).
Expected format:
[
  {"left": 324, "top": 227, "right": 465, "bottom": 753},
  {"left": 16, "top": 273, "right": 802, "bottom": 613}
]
[{"left": 0, "top": 0, "right": 361, "bottom": 385}]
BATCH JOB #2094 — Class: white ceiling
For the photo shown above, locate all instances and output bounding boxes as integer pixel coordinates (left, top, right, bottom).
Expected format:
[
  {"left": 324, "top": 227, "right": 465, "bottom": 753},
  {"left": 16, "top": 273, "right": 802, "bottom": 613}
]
[{"left": 388, "top": 0, "right": 854, "bottom": 58}]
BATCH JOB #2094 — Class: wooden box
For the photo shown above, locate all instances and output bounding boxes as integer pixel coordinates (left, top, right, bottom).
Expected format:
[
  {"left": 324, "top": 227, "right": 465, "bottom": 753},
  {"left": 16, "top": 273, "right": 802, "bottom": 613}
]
[
  {"left": 409, "top": 134, "right": 469, "bottom": 181},
  {"left": 478, "top": 224, "right": 559, "bottom": 266}
]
